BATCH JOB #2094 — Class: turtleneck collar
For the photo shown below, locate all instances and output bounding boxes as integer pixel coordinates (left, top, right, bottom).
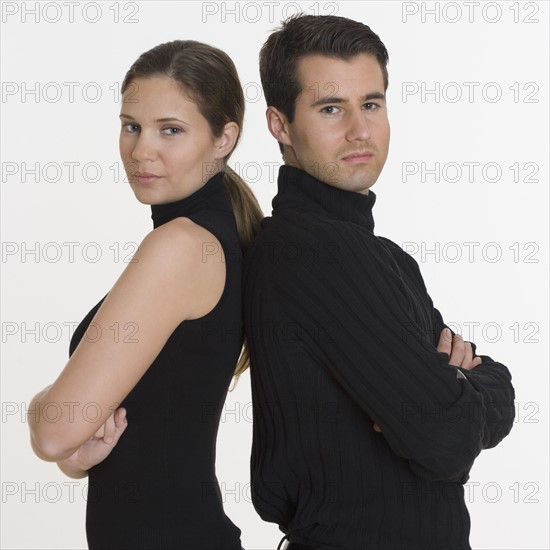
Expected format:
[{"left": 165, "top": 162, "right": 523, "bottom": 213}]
[
  {"left": 272, "top": 165, "right": 376, "bottom": 232},
  {"left": 151, "top": 171, "right": 227, "bottom": 229}
]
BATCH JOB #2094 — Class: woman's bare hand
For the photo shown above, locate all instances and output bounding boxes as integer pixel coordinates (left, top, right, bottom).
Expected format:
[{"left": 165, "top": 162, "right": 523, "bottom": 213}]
[{"left": 57, "top": 407, "right": 128, "bottom": 478}]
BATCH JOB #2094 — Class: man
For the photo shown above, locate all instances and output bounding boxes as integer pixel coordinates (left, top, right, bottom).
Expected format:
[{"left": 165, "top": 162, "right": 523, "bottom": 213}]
[{"left": 243, "top": 14, "right": 515, "bottom": 550}]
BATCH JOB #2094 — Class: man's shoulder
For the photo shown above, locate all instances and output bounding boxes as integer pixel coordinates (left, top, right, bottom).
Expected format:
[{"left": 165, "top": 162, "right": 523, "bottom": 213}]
[
  {"left": 243, "top": 213, "right": 340, "bottom": 283},
  {"left": 244, "top": 214, "right": 397, "bottom": 279},
  {"left": 374, "top": 235, "right": 430, "bottom": 291},
  {"left": 252, "top": 210, "right": 380, "bottom": 244},
  {"left": 377, "top": 235, "right": 421, "bottom": 266},
  {"left": 246, "top": 212, "right": 327, "bottom": 254}
]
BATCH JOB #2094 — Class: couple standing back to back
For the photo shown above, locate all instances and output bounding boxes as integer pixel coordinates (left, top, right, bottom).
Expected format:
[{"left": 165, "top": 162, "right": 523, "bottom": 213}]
[{"left": 29, "top": 13, "right": 515, "bottom": 550}]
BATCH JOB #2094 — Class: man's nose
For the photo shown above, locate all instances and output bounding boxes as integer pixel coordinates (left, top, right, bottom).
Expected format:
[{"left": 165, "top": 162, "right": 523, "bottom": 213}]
[{"left": 346, "top": 109, "right": 371, "bottom": 142}]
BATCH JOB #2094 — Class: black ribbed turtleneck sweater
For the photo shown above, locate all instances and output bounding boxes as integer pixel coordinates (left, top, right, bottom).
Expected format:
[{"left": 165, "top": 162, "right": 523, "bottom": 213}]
[
  {"left": 243, "top": 165, "right": 515, "bottom": 550},
  {"left": 69, "top": 171, "right": 242, "bottom": 549}
]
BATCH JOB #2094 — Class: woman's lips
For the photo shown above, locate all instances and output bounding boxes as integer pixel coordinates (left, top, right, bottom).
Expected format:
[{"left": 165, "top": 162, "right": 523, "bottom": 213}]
[{"left": 135, "top": 172, "right": 161, "bottom": 184}]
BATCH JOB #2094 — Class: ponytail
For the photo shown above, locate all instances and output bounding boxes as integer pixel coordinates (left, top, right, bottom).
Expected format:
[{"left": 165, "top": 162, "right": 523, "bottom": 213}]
[
  {"left": 223, "top": 166, "right": 263, "bottom": 378},
  {"left": 223, "top": 166, "right": 263, "bottom": 252}
]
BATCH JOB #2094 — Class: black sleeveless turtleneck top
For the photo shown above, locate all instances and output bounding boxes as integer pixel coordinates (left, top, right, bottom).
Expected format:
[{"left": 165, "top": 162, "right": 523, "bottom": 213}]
[
  {"left": 243, "top": 165, "right": 515, "bottom": 549},
  {"left": 69, "top": 171, "right": 242, "bottom": 550}
]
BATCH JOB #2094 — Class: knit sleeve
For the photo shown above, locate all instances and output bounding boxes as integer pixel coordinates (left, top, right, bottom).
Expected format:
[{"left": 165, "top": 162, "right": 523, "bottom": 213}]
[
  {"left": 430, "top": 295, "right": 516, "bottom": 451},
  {"left": 389, "top": 237, "right": 517, "bottom": 451},
  {"left": 269, "top": 224, "right": 515, "bottom": 481}
]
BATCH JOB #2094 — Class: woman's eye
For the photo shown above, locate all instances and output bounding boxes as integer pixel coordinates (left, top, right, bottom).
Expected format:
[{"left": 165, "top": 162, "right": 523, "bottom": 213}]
[
  {"left": 122, "top": 123, "right": 139, "bottom": 133},
  {"left": 162, "top": 127, "right": 182, "bottom": 135}
]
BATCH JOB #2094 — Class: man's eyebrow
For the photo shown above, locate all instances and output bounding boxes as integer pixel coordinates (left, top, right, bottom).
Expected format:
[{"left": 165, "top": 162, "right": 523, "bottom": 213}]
[{"left": 311, "top": 92, "right": 386, "bottom": 107}]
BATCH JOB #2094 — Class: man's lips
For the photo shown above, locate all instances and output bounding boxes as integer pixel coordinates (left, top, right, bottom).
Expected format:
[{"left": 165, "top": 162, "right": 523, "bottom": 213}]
[{"left": 341, "top": 151, "right": 374, "bottom": 164}]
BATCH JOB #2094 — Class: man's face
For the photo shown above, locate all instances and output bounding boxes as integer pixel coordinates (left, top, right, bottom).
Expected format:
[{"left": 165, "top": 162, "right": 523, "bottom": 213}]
[{"left": 282, "top": 53, "right": 390, "bottom": 194}]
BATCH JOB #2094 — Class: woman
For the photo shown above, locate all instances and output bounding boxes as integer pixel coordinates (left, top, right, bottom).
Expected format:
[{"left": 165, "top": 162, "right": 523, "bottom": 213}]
[{"left": 28, "top": 40, "right": 262, "bottom": 549}]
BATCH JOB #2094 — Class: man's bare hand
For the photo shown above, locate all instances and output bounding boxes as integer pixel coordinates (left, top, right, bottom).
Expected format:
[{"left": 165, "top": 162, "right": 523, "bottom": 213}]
[
  {"left": 57, "top": 407, "right": 128, "bottom": 478},
  {"left": 437, "top": 327, "right": 482, "bottom": 371}
]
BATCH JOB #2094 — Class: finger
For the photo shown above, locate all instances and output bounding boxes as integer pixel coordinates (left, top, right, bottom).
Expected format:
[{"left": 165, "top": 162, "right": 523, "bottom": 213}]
[
  {"left": 94, "top": 425, "right": 105, "bottom": 439},
  {"left": 437, "top": 328, "right": 452, "bottom": 356},
  {"left": 462, "top": 342, "right": 482, "bottom": 371},
  {"left": 373, "top": 423, "right": 382, "bottom": 433},
  {"left": 460, "top": 342, "right": 474, "bottom": 370},
  {"left": 448, "top": 334, "right": 465, "bottom": 367},
  {"left": 463, "top": 349, "right": 483, "bottom": 371},
  {"left": 114, "top": 408, "right": 127, "bottom": 428},
  {"left": 103, "top": 413, "right": 116, "bottom": 444},
  {"left": 112, "top": 410, "right": 129, "bottom": 443}
]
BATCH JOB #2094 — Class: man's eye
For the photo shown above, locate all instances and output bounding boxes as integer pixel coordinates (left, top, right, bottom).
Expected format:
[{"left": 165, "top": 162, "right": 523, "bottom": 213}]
[
  {"left": 162, "top": 127, "right": 182, "bottom": 135},
  {"left": 321, "top": 106, "right": 339, "bottom": 114},
  {"left": 364, "top": 103, "right": 378, "bottom": 111}
]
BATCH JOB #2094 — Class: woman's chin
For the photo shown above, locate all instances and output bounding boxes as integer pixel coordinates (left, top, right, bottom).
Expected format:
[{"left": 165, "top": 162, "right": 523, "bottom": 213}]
[{"left": 129, "top": 186, "right": 157, "bottom": 205}]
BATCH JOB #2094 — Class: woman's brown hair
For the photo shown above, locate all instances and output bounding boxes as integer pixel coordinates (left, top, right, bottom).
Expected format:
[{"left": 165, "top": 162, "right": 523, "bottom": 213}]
[{"left": 121, "top": 40, "right": 263, "bottom": 377}]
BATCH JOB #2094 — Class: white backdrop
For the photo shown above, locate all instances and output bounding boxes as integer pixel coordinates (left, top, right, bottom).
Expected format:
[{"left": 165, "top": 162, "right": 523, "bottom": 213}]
[{"left": 1, "top": 1, "right": 548, "bottom": 549}]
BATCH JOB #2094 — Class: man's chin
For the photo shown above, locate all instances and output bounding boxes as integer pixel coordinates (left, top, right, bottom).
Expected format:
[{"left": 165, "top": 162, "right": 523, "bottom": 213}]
[{"left": 330, "top": 166, "right": 377, "bottom": 193}]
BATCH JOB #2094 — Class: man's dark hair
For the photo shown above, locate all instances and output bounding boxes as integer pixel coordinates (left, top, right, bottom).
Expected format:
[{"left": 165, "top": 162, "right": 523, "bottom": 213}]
[{"left": 259, "top": 14, "right": 389, "bottom": 128}]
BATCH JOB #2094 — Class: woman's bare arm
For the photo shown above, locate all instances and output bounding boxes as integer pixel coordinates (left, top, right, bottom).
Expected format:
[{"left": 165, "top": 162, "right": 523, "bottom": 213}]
[{"left": 29, "top": 218, "right": 225, "bottom": 461}]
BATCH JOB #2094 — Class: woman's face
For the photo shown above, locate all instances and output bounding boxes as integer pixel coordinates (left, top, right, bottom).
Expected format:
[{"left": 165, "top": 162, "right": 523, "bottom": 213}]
[{"left": 119, "top": 75, "right": 223, "bottom": 205}]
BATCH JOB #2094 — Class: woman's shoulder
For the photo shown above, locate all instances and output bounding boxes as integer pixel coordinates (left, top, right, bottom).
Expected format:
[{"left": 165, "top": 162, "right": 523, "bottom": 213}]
[
  {"left": 136, "top": 217, "right": 226, "bottom": 319},
  {"left": 139, "top": 216, "right": 223, "bottom": 267}
]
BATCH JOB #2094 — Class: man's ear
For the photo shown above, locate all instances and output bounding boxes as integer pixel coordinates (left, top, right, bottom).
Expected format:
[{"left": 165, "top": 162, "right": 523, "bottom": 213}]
[
  {"left": 266, "top": 106, "right": 293, "bottom": 147},
  {"left": 214, "top": 121, "right": 239, "bottom": 159}
]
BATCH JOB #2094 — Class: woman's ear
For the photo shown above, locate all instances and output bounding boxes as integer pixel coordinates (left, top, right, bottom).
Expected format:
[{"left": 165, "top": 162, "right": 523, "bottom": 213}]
[{"left": 214, "top": 122, "right": 239, "bottom": 159}]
